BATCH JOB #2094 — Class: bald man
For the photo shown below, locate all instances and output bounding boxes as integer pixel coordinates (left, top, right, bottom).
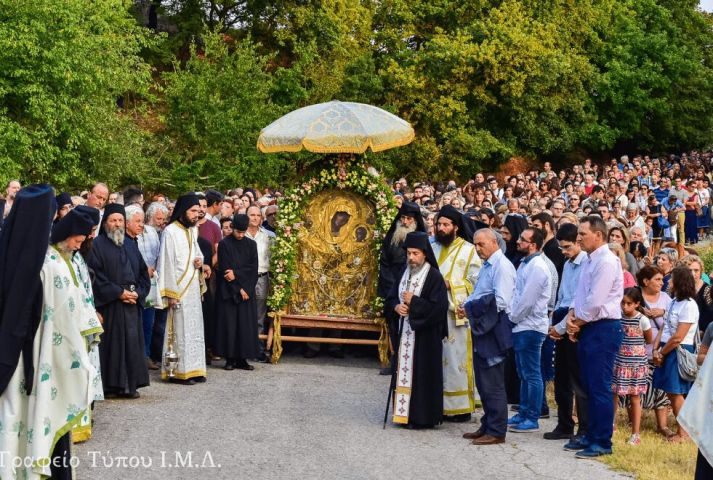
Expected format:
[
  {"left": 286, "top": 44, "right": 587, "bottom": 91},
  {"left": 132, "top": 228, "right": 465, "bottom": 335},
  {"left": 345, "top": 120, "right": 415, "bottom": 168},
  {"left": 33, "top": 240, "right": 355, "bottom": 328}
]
[{"left": 459, "top": 229, "right": 516, "bottom": 445}]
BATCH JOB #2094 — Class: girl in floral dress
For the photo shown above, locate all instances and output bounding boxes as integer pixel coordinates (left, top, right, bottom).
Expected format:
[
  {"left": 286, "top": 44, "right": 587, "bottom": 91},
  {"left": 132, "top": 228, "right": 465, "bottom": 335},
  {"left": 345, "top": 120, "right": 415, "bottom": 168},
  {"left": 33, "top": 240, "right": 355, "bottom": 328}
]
[{"left": 613, "top": 287, "right": 654, "bottom": 445}]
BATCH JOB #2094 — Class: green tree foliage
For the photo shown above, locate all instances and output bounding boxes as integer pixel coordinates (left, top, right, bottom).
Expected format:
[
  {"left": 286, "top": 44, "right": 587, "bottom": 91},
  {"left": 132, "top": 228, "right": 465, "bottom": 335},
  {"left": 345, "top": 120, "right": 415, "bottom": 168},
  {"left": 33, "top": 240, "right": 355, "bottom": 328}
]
[
  {"left": 3, "top": 0, "right": 713, "bottom": 191},
  {"left": 160, "top": 32, "right": 287, "bottom": 191},
  {"left": 0, "top": 0, "right": 155, "bottom": 191}
]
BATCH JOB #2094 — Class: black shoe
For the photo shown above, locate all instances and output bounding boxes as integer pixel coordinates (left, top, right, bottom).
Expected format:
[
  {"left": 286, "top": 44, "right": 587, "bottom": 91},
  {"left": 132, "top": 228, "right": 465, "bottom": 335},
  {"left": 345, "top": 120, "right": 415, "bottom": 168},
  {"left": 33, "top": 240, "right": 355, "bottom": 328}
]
[
  {"left": 168, "top": 378, "right": 196, "bottom": 385},
  {"left": 118, "top": 391, "right": 140, "bottom": 399},
  {"left": 193, "top": 376, "right": 206, "bottom": 383},
  {"left": 379, "top": 367, "right": 392, "bottom": 376},
  {"left": 235, "top": 360, "right": 255, "bottom": 371},
  {"left": 403, "top": 423, "right": 434, "bottom": 430},
  {"left": 224, "top": 364, "right": 235, "bottom": 371},
  {"left": 444, "top": 413, "right": 472, "bottom": 423},
  {"left": 543, "top": 429, "right": 573, "bottom": 440},
  {"left": 510, "top": 405, "right": 519, "bottom": 412},
  {"left": 256, "top": 353, "right": 270, "bottom": 363},
  {"left": 303, "top": 349, "right": 319, "bottom": 358},
  {"left": 540, "top": 412, "right": 551, "bottom": 419}
]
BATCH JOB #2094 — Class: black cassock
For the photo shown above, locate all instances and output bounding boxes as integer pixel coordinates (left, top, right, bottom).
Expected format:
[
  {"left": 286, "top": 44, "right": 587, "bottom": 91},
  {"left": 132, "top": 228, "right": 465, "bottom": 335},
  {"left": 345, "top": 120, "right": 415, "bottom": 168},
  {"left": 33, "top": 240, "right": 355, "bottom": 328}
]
[
  {"left": 88, "top": 235, "right": 150, "bottom": 395},
  {"left": 215, "top": 235, "right": 259, "bottom": 360},
  {"left": 385, "top": 265, "right": 449, "bottom": 427}
]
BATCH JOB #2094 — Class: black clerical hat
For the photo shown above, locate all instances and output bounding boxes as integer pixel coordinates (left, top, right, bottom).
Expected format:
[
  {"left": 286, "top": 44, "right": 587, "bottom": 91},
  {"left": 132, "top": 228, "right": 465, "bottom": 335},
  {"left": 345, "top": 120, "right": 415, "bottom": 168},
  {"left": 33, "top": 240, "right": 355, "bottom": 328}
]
[
  {"left": 232, "top": 213, "right": 249, "bottom": 231},
  {"left": 51, "top": 208, "right": 96, "bottom": 244},
  {"left": 0, "top": 184, "right": 55, "bottom": 396},
  {"left": 403, "top": 231, "right": 438, "bottom": 268},
  {"left": 74, "top": 205, "right": 100, "bottom": 226},
  {"left": 55, "top": 192, "right": 72, "bottom": 210},
  {"left": 170, "top": 193, "right": 200, "bottom": 224}
]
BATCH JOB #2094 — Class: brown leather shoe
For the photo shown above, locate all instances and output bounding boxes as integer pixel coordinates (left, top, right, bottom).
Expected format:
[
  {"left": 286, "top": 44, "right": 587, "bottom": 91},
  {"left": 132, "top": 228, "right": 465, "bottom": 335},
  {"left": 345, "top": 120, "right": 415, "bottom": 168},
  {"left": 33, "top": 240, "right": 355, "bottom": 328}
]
[
  {"left": 471, "top": 434, "right": 505, "bottom": 445},
  {"left": 146, "top": 357, "right": 159, "bottom": 370},
  {"left": 462, "top": 429, "right": 485, "bottom": 440}
]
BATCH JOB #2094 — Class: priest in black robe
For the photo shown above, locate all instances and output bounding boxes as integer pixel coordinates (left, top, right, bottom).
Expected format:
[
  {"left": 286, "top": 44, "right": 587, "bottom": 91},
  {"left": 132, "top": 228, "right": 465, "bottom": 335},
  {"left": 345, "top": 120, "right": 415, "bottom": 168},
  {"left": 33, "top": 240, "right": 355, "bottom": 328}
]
[
  {"left": 87, "top": 203, "right": 150, "bottom": 398},
  {"left": 378, "top": 202, "right": 426, "bottom": 374},
  {"left": 385, "top": 231, "right": 449, "bottom": 428},
  {"left": 215, "top": 214, "right": 259, "bottom": 371}
]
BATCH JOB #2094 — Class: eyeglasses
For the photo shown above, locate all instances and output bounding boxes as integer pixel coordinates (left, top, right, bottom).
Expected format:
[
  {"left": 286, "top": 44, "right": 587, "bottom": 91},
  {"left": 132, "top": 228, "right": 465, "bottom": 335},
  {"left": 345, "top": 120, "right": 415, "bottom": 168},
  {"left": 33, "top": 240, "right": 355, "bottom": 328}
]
[{"left": 517, "top": 236, "right": 533, "bottom": 244}]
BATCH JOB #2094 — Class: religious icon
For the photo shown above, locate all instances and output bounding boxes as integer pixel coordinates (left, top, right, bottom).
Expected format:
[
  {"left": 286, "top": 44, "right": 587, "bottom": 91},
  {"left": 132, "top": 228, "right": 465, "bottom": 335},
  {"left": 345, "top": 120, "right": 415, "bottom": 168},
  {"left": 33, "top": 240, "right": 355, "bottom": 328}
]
[{"left": 290, "top": 189, "right": 378, "bottom": 317}]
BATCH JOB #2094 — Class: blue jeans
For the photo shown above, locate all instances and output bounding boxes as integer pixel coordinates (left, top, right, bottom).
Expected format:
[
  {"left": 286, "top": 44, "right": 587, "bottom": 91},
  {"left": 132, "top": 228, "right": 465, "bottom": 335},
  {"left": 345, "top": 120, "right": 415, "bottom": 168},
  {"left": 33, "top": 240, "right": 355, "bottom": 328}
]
[
  {"left": 577, "top": 319, "right": 623, "bottom": 450},
  {"left": 141, "top": 307, "right": 156, "bottom": 358},
  {"left": 513, "top": 330, "right": 546, "bottom": 423}
]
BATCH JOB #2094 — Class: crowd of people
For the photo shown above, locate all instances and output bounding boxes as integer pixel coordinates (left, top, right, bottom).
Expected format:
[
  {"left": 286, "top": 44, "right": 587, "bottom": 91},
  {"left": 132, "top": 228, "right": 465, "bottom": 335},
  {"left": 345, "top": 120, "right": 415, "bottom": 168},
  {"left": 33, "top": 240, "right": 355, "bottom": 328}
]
[
  {"left": 381, "top": 151, "right": 713, "bottom": 478},
  {"left": 0, "top": 150, "right": 712, "bottom": 478}
]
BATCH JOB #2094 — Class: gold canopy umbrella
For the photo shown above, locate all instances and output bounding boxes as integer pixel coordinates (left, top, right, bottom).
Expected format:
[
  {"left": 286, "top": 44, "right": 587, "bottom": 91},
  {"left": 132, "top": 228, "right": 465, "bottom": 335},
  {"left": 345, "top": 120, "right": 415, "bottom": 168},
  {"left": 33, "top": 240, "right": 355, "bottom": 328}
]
[{"left": 257, "top": 100, "right": 415, "bottom": 154}]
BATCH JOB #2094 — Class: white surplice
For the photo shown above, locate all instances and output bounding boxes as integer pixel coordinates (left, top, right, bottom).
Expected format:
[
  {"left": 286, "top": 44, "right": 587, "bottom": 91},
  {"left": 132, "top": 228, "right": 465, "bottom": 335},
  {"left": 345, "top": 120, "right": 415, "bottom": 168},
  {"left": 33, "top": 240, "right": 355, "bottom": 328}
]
[
  {"left": 431, "top": 237, "right": 481, "bottom": 415},
  {"left": 0, "top": 247, "right": 101, "bottom": 479},
  {"left": 156, "top": 222, "right": 206, "bottom": 380}
]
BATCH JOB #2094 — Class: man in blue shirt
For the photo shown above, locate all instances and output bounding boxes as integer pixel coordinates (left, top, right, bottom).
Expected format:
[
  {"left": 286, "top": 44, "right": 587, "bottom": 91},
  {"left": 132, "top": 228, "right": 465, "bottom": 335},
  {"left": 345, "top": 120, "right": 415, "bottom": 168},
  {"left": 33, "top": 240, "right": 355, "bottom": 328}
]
[
  {"left": 653, "top": 177, "right": 671, "bottom": 203},
  {"left": 460, "top": 229, "right": 516, "bottom": 445}
]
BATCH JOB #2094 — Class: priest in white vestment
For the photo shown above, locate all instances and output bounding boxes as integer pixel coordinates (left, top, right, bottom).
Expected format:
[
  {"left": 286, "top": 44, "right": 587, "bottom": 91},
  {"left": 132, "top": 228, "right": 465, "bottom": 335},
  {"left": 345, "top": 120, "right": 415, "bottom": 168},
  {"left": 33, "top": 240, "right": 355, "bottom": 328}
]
[
  {"left": 431, "top": 205, "right": 481, "bottom": 421},
  {"left": 156, "top": 193, "right": 208, "bottom": 385}
]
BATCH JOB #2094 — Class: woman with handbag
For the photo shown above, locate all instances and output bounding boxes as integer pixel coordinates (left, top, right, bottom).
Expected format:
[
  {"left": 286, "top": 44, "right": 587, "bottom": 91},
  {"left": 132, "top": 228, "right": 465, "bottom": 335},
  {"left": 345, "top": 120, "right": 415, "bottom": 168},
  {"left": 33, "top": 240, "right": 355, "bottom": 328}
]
[
  {"left": 652, "top": 266, "right": 700, "bottom": 443},
  {"left": 637, "top": 265, "right": 674, "bottom": 438}
]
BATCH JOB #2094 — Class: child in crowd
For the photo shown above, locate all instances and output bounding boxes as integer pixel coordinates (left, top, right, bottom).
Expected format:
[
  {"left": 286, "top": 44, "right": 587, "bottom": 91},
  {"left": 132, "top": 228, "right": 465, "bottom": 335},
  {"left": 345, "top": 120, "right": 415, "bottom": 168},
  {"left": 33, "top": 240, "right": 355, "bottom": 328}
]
[{"left": 613, "top": 287, "right": 653, "bottom": 445}]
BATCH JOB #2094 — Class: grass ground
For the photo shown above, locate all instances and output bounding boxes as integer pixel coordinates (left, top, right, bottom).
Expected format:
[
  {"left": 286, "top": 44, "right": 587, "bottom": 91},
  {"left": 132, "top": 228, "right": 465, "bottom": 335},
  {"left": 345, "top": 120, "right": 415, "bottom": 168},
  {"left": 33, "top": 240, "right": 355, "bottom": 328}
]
[
  {"left": 543, "top": 385, "right": 697, "bottom": 480},
  {"left": 599, "top": 408, "right": 697, "bottom": 479}
]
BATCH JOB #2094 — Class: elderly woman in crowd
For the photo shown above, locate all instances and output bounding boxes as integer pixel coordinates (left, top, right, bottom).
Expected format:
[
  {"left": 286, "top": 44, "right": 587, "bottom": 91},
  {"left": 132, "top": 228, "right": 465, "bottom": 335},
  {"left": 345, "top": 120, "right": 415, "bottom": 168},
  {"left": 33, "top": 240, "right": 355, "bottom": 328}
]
[
  {"left": 652, "top": 267, "right": 699, "bottom": 443},
  {"left": 655, "top": 247, "right": 678, "bottom": 292}
]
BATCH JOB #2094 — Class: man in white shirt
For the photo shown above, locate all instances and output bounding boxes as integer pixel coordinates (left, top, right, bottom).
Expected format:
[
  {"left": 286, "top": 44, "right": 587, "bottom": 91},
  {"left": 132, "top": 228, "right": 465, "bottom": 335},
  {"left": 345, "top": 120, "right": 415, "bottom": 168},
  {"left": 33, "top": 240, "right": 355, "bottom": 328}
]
[
  {"left": 245, "top": 204, "right": 275, "bottom": 362},
  {"left": 565, "top": 215, "right": 624, "bottom": 458},
  {"left": 508, "top": 227, "right": 552, "bottom": 433}
]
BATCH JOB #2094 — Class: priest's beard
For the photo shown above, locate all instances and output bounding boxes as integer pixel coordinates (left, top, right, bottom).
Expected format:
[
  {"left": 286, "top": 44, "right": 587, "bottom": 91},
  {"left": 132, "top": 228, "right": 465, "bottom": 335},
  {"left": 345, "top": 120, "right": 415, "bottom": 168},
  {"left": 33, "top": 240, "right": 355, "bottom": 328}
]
[
  {"left": 408, "top": 258, "right": 427, "bottom": 275},
  {"left": 180, "top": 214, "right": 199, "bottom": 228},
  {"left": 391, "top": 221, "right": 416, "bottom": 247},
  {"left": 55, "top": 241, "right": 74, "bottom": 256},
  {"left": 106, "top": 226, "right": 125, "bottom": 246},
  {"left": 435, "top": 229, "right": 456, "bottom": 247}
]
